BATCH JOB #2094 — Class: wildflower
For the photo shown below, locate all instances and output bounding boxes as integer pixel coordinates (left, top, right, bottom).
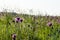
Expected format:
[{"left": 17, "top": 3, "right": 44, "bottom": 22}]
[
  {"left": 20, "top": 19, "right": 23, "bottom": 22},
  {"left": 11, "top": 33, "right": 16, "bottom": 40},
  {"left": 47, "top": 22, "right": 52, "bottom": 26},
  {"left": 15, "top": 17, "right": 23, "bottom": 23}
]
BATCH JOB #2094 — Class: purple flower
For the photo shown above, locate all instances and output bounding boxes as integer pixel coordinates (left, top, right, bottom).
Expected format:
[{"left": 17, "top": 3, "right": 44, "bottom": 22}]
[
  {"left": 47, "top": 22, "right": 52, "bottom": 26},
  {"left": 15, "top": 17, "right": 23, "bottom": 23},
  {"left": 11, "top": 33, "right": 16, "bottom": 40}
]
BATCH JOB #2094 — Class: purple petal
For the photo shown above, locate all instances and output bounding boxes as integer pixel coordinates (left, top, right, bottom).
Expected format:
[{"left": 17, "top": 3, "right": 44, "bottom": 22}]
[
  {"left": 47, "top": 22, "right": 52, "bottom": 26},
  {"left": 15, "top": 17, "right": 23, "bottom": 23}
]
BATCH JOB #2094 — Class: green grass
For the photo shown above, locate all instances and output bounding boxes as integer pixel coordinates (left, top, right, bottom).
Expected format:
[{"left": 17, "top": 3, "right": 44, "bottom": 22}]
[{"left": 0, "top": 12, "right": 60, "bottom": 40}]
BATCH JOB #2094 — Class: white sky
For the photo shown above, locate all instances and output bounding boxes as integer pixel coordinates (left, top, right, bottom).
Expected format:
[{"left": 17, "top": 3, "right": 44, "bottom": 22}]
[{"left": 0, "top": 0, "right": 60, "bottom": 16}]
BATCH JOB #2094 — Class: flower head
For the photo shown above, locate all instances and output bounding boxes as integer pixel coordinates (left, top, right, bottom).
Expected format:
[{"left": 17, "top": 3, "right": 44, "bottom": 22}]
[
  {"left": 47, "top": 22, "right": 52, "bottom": 26},
  {"left": 15, "top": 17, "right": 23, "bottom": 23},
  {"left": 11, "top": 33, "right": 16, "bottom": 40}
]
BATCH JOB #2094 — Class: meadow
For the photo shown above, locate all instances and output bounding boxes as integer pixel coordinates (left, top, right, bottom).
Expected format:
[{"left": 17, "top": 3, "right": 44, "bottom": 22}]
[{"left": 0, "top": 12, "right": 60, "bottom": 40}]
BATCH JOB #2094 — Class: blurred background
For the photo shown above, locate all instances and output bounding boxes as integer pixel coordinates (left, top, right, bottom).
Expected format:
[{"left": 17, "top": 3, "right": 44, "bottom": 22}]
[{"left": 0, "top": 0, "right": 60, "bottom": 16}]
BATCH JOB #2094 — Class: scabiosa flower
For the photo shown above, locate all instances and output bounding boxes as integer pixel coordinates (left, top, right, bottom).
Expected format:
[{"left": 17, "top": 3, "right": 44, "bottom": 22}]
[
  {"left": 15, "top": 17, "right": 23, "bottom": 23},
  {"left": 47, "top": 21, "right": 52, "bottom": 26},
  {"left": 11, "top": 33, "right": 16, "bottom": 40}
]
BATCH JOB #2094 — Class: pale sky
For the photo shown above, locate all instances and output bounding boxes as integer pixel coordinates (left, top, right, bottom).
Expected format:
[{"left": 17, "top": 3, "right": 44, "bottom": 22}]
[{"left": 0, "top": 0, "right": 60, "bottom": 16}]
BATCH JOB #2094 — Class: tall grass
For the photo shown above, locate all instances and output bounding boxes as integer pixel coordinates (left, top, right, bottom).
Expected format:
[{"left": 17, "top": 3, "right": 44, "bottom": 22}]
[{"left": 0, "top": 12, "right": 60, "bottom": 40}]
